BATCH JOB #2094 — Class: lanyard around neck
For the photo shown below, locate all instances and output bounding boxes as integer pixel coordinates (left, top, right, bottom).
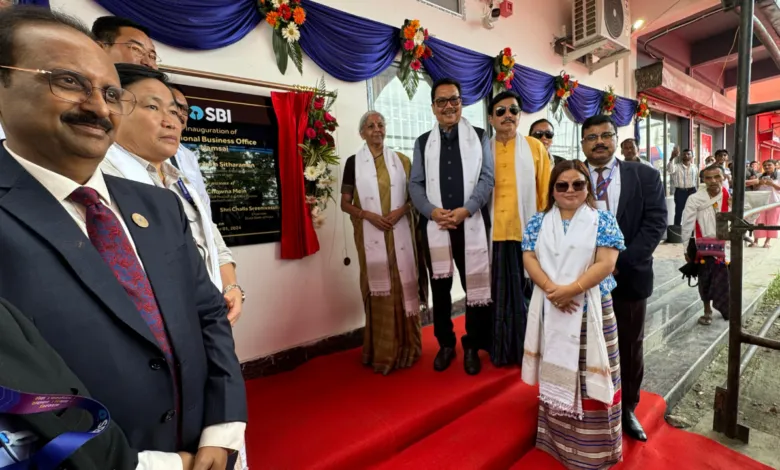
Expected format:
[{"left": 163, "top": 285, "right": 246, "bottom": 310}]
[{"left": 591, "top": 162, "right": 617, "bottom": 200}]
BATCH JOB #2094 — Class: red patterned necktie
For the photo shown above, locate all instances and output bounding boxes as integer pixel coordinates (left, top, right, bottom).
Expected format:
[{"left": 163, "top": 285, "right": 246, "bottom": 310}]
[
  {"left": 596, "top": 167, "right": 610, "bottom": 210},
  {"left": 69, "top": 187, "right": 180, "bottom": 420}
]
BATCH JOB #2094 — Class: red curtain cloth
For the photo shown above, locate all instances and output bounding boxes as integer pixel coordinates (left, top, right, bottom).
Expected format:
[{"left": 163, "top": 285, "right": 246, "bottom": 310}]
[{"left": 272, "top": 91, "right": 320, "bottom": 259}]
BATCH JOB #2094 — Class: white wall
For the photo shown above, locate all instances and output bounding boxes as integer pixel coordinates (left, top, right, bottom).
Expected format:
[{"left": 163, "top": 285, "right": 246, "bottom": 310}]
[{"left": 53, "top": 0, "right": 637, "bottom": 362}]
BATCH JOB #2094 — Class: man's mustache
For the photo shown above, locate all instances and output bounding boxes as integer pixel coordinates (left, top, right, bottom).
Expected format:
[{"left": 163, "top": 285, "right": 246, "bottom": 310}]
[
  {"left": 594, "top": 145, "right": 609, "bottom": 152},
  {"left": 501, "top": 118, "right": 514, "bottom": 124},
  {"left": 61, "top": 111, "right": 114, "bottom": 133}
]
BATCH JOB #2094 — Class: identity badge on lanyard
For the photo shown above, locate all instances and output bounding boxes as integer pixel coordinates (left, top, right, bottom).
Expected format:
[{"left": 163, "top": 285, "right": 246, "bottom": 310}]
[
  {"left": 0, "top": 386, "right": 109, "bottom": 470},
  {"left": 592, "top": 163, "right": 616, "bottom": 212},
  {"left": 176, "top": 178, "right": 197, "bottom": 208}
]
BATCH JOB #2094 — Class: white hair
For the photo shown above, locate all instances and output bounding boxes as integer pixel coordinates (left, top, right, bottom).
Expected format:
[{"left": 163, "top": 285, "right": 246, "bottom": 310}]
[{"left": 358, "top": 110, "right": 385, "bottom": 134}]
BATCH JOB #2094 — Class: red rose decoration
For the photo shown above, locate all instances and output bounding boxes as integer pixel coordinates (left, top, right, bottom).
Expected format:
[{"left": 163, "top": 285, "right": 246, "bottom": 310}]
[
  {"left": 497, "top": 72, "right": 506, "bottom": 82},
  {"left": 314, "top": 120, "right": 323, "bottom": 129},
  {"left": 410, "top": 59, "right": 421, "bottom": 71},
  {"left": 424, "top": 47, "right": 433, "bottom": 59},
  {"left": 404, "top": 40, "right": 414, "bottom": 51},
  {"left": 319, "top": 138, "right": 327, "bottom": 146},
  {"left": 324, "top": 112, "right": 335, "bottom": 122},
  {"left": 305, "top": 128, "right": 316, "bottom": 139},
  {"left": 505, "top": 80, "right": 512, "bottom": 89},
  {"left": 503, "top": 47, "right": 512, "bottom": 57},
  {"left": 313, "top": 100, "right": 323, "bottom": 110}
]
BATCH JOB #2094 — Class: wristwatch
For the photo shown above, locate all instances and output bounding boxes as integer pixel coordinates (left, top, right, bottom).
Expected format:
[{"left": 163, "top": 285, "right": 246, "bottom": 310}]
[{"left": 223, "top": 284, "right": 246, "bottom": 302}]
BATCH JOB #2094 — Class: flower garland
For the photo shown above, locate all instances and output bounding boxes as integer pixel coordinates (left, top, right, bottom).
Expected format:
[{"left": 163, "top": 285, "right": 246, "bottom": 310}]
[
  {"left": 551, "top": 71, "right": 578, "bottom": 122},
  {"left": 635, "top": 96, "right": 651, "bottom": 121},
  {"left": 258, "top": 0, "right": 306, "bottom": 75},
  {"left": 492, "top": 47, "right": 515, "bottom": 95},
  {"left": 301, "top": 78, "right": 339, "bottom": 229},
  {"left": 397, "top": 19, "right": 433, "bottom": 100},
  {"left": 601, "top": 86, "right": 617, "bottom": 115}
]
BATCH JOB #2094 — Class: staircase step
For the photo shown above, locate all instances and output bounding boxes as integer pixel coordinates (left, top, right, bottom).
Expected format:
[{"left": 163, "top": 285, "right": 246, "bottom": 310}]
[
  {"left": 642, "top": 286, "right": 768, "bottom": 410},
  {"left": 371, "top": 381, "right": 538, "bottom": 470},
  {"left": 643, "top": 284, "right": 704, "bottom": 355}
]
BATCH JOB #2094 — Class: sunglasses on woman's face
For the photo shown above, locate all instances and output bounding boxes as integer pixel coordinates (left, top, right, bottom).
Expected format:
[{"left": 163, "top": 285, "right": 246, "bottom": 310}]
[
  {"left": 494, "top": 105, "right": 520, "bottom": 117},
  {"left": 554, "top": 180, "right": 587, "bottom": 193},
  {"left": 532, "top": 131, "right": 554, "bottom": 140}
]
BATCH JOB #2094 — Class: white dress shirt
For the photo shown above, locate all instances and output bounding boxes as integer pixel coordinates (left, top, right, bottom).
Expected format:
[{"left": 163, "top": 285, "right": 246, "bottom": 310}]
[
  {"left": 0, "top": 124, "right": 5, "bottom": 141},
  {"left": 587, "top": 157, "right": 621, "bottom": 216},
  {"left": 4, "top": 143, "right": 245, "bottom": 470}
]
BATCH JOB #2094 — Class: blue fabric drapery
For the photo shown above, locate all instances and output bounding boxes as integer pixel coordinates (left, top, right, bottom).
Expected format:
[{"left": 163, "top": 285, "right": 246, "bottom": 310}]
[
  {"left": 299, "top": 0, "right": 399, "bottom": 82},
  {"left": 83, "top": 0, "right": 639, "bottom": 125},
  {"left": 510, "top": 65, "right": 557, "bottom": 114},
  {"left": 423, "top": 37, "right": 494, "bottom": 106},
  {"left": 94, "top": 0, "right": 261, "bottom": 50},
  {"left": 17, "top": 0, "right": 51, "bottom": 5}
]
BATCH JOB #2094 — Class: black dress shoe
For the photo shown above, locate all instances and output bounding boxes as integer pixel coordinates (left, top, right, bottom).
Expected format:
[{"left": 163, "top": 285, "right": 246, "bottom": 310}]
[
  {"left": 464, "top": 348, "right": 482, "bottom": 375},
  {"left": 622, "top": 409, "right": 648, "bottom": 441},
  {"left": 433, "top": 347, "right": 456, "bottom": 371}
]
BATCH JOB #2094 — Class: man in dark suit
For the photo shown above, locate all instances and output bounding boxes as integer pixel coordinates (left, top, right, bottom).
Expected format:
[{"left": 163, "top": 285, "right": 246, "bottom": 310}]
[
  {"left": 0, "top": 7, "right": 246, "bottom": 469},
  {"left": 0, "top": 297, "right": 137, "bottom": 469},
  {"left": 581, "top": 115, "right": 667, "bottom": 442}
]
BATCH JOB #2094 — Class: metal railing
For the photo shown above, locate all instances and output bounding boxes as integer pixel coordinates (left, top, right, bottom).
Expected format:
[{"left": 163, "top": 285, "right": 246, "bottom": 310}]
[{"left": 711, "top": 0, "right": 780, "bottom": 443}]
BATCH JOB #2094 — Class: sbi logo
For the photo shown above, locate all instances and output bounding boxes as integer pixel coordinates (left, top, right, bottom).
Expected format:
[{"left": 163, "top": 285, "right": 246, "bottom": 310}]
[{"left": 189, "top": 105, "right": 232, "bottom": 123}]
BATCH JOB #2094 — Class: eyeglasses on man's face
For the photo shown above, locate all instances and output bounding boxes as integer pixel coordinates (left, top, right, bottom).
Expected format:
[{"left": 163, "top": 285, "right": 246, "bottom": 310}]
[
  {"left": 494, "top": 105, "right": 520, "bottom": 117},
  {"left": 0, "top": 66, "right": 137, "bottom": 115},
  {"left": 110, "top": 42, "right": 161, "bottom": 64},
  {"left": 582, "top": 131, "right": 617, "bottom": 143},
  {"left": 433, "top": 96, "right": 462, "bottom": 108}
]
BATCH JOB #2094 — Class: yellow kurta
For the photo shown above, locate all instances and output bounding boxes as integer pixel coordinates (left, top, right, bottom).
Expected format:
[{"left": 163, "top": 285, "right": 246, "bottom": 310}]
[{"left": 492, "top": 137, "right": 551, "bottom": 241}]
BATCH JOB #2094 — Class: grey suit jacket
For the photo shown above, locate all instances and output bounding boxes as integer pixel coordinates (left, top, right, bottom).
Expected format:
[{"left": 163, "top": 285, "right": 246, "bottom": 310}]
[{"left": 0, "top": 146, "right": 247, "bottom": 454}]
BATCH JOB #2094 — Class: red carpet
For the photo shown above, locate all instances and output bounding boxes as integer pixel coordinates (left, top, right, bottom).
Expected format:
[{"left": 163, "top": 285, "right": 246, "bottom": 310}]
[{"left": 245, "top": 317, "right": 772, "bottom": 470}]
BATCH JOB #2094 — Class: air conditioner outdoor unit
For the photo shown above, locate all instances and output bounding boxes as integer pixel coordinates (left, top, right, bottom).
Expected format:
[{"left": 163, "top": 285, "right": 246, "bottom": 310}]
[{"left": 572, "top": 0, "right": 631, "bottom": 57}]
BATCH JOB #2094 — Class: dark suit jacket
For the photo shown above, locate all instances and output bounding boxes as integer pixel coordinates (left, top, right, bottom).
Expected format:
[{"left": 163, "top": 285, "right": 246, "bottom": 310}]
[
  {"left": 612, "top": 160, "right": 668, "bottom": 300},
  {"left": 0, "top": 297, "right": 137, "bottom": 469},
  {"left": 0, "top": 147, "right": 247, "bottom": 454}
]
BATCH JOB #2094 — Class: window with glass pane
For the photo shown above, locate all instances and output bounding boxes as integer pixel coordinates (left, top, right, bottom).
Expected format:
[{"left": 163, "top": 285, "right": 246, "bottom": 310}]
[
  {"left": 368, "top": 65, "right": 487, "bottom": 158},
  {"left": 545, "top": 108, "right": 582, "bottom": 161}
]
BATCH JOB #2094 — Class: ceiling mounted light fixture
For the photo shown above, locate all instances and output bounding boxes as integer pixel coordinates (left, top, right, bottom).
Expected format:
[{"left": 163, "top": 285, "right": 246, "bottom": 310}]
[{"left": 632, "top": 19, "right": 645, "bottom": 32}]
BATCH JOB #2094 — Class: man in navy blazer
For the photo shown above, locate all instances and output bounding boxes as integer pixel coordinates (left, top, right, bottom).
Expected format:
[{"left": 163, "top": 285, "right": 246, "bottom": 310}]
[
  {"left": 0, "top": 7, "right": 246, "bottom": 469},
  {"left": 581, "top": 115, "right": 667, "bottom": 442}
]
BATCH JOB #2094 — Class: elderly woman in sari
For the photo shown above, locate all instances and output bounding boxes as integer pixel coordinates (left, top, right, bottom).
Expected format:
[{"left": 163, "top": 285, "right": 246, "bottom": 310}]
[
  {"left": 521, "top": 161, "right": 625, "bottom": 469},
  {"left": 341, "top": 111, "right": 422, "bottom": 374}
]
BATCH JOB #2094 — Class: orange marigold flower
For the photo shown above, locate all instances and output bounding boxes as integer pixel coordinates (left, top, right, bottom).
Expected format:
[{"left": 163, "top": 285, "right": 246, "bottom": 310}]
[
  {"left": 266, "top": 11, "right": 280, "bottom": 27},
  {"left": 556, "top": 88, "right": 565, "bottom": 98},
  {"left": 293, "top": 7, "right": 306, "bottom": 25},
  {"left": 415, "top": 45, "right": 425, "bottom": 58},
  {"left": 404, "top": 26, "right": 416, "bottom": 40},
  {"left": 410, "top": 19, "right": 421, "bottom": 30}
]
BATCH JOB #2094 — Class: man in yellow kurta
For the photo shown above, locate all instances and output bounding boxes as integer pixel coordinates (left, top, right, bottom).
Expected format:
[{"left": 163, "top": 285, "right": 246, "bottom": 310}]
[{"left": 487, "top": 90, "right": 551, "bottom": 367}]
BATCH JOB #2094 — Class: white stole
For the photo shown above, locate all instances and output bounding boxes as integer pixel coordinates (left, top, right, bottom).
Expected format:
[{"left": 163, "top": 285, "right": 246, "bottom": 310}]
[
  {"left": 521, "top": 205, "right": 614, "bottom": 418},
  {"left": 102, "top": 144, "right": 223, "bottom": 290},
  {"left": 488, "top": 135, "right": 538, "bottom": 266},
  {"left": 424, "top": 118, "right": 491, "bottom": 306},
  {"left": 353, "top": 145, "right": 419, "bottom": 316}
]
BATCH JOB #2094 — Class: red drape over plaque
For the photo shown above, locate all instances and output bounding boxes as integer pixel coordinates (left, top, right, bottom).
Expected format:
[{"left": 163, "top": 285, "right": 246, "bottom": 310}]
[{"left": 271, "top": 91, "right": 320, "bottom": 259}]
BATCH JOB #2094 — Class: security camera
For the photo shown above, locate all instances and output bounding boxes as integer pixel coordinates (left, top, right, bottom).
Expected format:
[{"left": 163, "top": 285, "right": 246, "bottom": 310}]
[{"left": 482, "top": 2, "right": 500, "bottom": 29}]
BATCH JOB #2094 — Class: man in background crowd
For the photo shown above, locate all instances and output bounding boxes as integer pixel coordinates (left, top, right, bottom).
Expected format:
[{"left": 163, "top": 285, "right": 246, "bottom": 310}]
[
  {"left": 667, "top": 148, "right": 699, "bottom": 226},
  {"left": 745, "top": 160, "right": 760, "bottom": 191},
  {"left": 528, "top": 118, "right": 565, "bottom": 166},
  {"left": 409, "top": 78, "right": 494, "bottom": 375},
  {"left": 92, "top": 16, "right": 159, "bottom": 70},
  {"left": 621, "top": 138, "right": 654, "bottom": 168},
  {"left": 714, "top": 149, "right": 732, "bottom": 190},
  {"left": 581, "top": 115, "right": 667, "bottom": 442}
]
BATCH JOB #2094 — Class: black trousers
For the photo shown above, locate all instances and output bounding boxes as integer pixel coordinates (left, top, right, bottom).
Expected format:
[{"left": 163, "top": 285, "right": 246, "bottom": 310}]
[
  {"left": 422, "top": 224, "right": 491, "bottom": 351},
  {"left": 674, "top": 187, "right": 697, "bottom": 226},
  {"left": 613, "top": 297, "right": 647, "bottom": 411}
]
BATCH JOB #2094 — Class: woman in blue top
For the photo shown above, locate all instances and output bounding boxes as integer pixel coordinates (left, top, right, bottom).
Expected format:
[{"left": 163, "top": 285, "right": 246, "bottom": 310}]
[{"left": 520, "top": 160, "right": 626, "bottom": 470}]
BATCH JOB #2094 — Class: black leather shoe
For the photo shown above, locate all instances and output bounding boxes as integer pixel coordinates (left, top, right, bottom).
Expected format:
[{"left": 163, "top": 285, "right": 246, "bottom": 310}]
[
  {"left": 623, "top": 409, "right": 648, "bottom": 441},
  {"left": 464, "top": 348, "right": 482, "bottom": 375},
  {"left": 433, "top": 347, "right": 456, "bottom": 371}
]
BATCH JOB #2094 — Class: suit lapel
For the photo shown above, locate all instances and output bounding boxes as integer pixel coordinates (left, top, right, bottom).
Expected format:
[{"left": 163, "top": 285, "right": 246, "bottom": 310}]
[
  {"left": 107, "top": 178, "right": 185, "bottom": 353},
  {"left": 0, "top": 149, "right": 160, "bottom": 349},
  {"left": 616, "top": 160, "right": 632, "bottom": 223}
]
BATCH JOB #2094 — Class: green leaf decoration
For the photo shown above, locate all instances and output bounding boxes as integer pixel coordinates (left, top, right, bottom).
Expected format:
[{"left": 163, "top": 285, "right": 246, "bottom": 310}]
[
  {"left": 290, "top": 41, "right": 304, "bottom": 75},
  {"left": 272, "top": 29, "right": 289, "bottom": 75}
]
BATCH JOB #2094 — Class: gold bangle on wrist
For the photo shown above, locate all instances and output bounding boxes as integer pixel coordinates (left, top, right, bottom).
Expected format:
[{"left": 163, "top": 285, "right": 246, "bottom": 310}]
[{"left": 576, "top": 281, "right": 585, "bottom": 293}]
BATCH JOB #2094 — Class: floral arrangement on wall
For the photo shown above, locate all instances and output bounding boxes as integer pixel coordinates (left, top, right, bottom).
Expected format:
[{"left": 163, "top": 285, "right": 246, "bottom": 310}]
[
  {"left": 551, "top": 71, "right": 578, "bottom": 121},
  {"left": 301, "top": 78, "right": 339, "bottom": 228},
  {"left": 601, "top": 86, "right": 617, "bottom": 115},
  {"left": 492, "top": 47, "right": 515, "bottom": 95},
  {"left": 635, "top": 96, "right": 651, "bottom": 121},
  {"left": 258, "top": 0, "right": 306, "bottom": 75},
  {"left": 397, "top": 19, "right": 433, "bottom": 100}
]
